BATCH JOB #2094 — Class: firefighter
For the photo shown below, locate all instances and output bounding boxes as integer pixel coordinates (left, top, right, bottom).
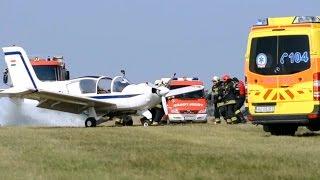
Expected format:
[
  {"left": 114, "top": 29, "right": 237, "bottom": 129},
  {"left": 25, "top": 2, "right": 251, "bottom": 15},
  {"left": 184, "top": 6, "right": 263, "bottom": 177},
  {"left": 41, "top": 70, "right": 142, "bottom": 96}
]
[
  {"left": 152, "top": 80, "right": 166, "bottom": 125},
  {"left": 220, "top": 75, "right": 238, "bottom": 124},
  {"left": 232, "top": 77, "right": 246, "bottom": 123},
  {"left": 151, "top": 103, "right": 165, "bottom": 125},
  {"left": 210, "top": 76, "right": 223, "bottom": 124}
]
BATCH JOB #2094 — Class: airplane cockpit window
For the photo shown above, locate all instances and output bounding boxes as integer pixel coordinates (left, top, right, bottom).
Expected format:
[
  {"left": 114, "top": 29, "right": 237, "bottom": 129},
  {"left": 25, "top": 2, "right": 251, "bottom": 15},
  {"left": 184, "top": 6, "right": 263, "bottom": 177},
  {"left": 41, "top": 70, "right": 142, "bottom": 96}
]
[
  {"left": 97, "top": 77, "right": 112, "bottom": 94},
  {"left": 79, "top": 79, "right": 97, "bottom": 94},
  {"left": 112, "top": 77, "right": 130, "bottom": 92}
]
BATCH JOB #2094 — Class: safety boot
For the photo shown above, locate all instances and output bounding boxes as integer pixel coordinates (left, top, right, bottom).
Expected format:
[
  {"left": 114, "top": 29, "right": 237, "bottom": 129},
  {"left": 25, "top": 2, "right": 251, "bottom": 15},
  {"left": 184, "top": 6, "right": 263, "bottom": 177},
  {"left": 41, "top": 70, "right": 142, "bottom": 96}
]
[
  {"left": 231, "top": 117, "right": 238, "bottom": 124},
  {"left": 152, "top": 121, "right": 159, "bottom": 126},
  {"left": 215, "top": 118, "right": 221, "bottom": 124}
]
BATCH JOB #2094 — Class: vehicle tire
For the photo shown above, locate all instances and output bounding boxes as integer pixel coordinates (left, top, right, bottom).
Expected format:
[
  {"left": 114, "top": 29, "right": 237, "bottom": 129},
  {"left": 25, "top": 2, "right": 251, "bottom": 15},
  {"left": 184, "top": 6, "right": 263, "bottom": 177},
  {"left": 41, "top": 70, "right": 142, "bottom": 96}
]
[
  {"left": 268, "top": 125, "right": 297, "bottom": 136},
  {"left": 307, "top": 125, "right": 320, "bottom": 131},
  {"left": 122, "top": 116, "right": 133, "bottom": 126},
  {"left": 143, "top": 122, "right": 149, "bottom": 127},
  {"left": 85, "top": 117, "right": 97, "bottom": 127},
  {"left": 140, "top": 117, "right": 152, "bottom": 127},
  {"left": 263, "top": 125, "right": 271, "bottom": 132}
]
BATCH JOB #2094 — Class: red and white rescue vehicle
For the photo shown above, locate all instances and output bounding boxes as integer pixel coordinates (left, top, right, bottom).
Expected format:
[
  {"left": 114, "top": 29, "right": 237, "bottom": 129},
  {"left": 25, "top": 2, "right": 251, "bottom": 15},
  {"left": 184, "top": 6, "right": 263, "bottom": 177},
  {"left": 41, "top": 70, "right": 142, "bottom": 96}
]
[
  {"left": 156, "top": 77, "right": 207, "bottom": 123},
  {"left": 3, "top": 55, "right": 70, "bottom": 85},
  {"left": 30, "top": 56, "right": 70, "bottom": 81}
]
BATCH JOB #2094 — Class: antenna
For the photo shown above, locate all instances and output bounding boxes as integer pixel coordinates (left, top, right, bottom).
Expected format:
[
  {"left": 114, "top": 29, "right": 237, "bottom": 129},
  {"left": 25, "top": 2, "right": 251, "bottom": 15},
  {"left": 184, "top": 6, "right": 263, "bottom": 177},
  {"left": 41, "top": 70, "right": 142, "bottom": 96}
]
[{"left": 121, "top": 70, "right": 126, "bottom": 77}]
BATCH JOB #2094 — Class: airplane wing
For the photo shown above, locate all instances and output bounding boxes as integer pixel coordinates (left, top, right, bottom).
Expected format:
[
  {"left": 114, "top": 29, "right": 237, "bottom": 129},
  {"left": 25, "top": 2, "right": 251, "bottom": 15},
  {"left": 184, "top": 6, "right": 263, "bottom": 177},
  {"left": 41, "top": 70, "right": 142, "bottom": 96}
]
[
  {"left": 0, "top": 88, "right": 115, "bottom": 114},
  {"left": 0, "top": 87, "right": 34, "bottom": 97},
  {"left": 30, "top": 90, "right": 116, "bottom": 114},
  {"left": 165, "top": 85, "right": 204, "bottom": 97}
]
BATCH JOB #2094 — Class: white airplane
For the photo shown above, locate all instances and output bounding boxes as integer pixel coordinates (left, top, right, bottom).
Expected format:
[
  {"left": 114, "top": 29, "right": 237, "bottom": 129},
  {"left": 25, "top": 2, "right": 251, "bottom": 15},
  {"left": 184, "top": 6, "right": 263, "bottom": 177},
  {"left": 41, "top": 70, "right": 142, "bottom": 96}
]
[{"left": 0, "top": 46, "right": 203, "bottom": 127}]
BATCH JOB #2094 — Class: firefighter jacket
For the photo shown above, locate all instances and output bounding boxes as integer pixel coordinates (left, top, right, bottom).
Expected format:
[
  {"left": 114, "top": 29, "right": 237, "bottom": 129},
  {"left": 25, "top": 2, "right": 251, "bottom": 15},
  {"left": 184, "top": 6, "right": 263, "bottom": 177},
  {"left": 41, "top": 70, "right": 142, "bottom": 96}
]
[
  {"left": 222, "top": 80, "right": 236, "bottom": 105},
  {"left": 233, "top": 79, "right": 246, "bottom": 98},
  {"left": 212, "top": 82, "right": 225, "bottom": 107},
  {"left": 211, "top": 81, "right": 222, "bottom": 100}
]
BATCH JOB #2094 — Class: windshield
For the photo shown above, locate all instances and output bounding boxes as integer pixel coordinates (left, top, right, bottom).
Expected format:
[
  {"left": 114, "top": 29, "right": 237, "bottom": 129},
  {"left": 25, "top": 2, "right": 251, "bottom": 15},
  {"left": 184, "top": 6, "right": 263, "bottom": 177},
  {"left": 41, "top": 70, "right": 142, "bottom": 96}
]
[
  {"left": 112, "top": 77, "right": 130, "bottom": 92},
  {"left": 79, "top": 79, "right": 97, "bottom": 94},
  {"left": 249, "top": 35, "right": 310, "bottom": 75},
  {"left": 170, "top": 86, "right": 204, "bottom": 99},
  {"left": 33, "top": 66, "right": 57, "bottom": 81},
  {"left": 97, "top": 78, "right": 112, "bottom": 94}
]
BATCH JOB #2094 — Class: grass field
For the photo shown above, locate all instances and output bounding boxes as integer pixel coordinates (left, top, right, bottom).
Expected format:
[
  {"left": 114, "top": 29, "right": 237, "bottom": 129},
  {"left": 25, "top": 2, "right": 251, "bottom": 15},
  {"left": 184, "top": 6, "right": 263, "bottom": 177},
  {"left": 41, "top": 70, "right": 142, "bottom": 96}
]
[{"left": 0, "top": 120, "right": 320, "bottom": 180}]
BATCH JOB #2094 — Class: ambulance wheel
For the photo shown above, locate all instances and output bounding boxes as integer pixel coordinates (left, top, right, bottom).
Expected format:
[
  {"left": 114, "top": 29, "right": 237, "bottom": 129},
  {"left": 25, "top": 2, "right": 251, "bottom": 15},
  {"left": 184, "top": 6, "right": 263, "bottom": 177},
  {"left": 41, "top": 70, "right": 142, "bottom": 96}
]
[
  {"left": 307, "top": 121, "right": 320, "bottom": 131},
  {"left": 307, "top": 125, "right": 320, "bottom": 131},
  {"left": 265, "top": 125, "right": 297, "bottom": 136},
  {"left": 85, "top": 117, "right": 97, "bottom": 127}
]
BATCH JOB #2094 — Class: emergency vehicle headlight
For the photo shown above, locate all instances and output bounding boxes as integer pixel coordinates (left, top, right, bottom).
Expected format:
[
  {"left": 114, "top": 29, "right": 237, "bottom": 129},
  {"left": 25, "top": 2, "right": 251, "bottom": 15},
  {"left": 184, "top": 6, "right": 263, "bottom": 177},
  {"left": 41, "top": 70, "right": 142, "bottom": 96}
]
[
  {"left": 170, "top": 108, "right": 179, "bottom": 114},
  {"left": 255, "top": 18, "right": 268, "bottom": 26},
  {"left": 293, "top": 16, "right": 320, "bottom": 24},
  {"left": 198, "top": 108, "right": 207, "bottom": 114}
]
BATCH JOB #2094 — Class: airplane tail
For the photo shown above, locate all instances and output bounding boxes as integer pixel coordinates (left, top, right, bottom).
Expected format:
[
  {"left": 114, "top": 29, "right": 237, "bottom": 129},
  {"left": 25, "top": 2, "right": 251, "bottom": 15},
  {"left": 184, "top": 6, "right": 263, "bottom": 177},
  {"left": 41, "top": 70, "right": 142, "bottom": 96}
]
[{"left": 2, "top": 46, "right": 41, "bottom": 91}]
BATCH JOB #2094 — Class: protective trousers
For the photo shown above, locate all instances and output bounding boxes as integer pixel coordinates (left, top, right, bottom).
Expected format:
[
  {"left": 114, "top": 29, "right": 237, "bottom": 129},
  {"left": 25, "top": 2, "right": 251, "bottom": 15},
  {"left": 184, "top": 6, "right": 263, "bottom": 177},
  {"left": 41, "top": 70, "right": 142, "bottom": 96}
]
[
  {"left": 214, "top": 102, "right": 220, "bottom": 119},
  {"left": 235, "top": 96, "right": 246, "bottom": 123},
  {"left": 224, "top": 100, "right": 237, "bottom": 124}
]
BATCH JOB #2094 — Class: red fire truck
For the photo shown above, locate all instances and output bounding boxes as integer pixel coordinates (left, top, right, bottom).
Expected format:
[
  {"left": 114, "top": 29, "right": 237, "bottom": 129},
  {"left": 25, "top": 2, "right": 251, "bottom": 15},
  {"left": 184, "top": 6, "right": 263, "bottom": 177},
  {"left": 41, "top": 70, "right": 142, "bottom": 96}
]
[
  {"left": 157, "top": 77, "right": 207, "bottom": 123},
  {"left": 30, "top": 56, "right": 70, "bottom": 81},
  {"left": 3, "top": 56, "right": 70, "bottom": 85}
]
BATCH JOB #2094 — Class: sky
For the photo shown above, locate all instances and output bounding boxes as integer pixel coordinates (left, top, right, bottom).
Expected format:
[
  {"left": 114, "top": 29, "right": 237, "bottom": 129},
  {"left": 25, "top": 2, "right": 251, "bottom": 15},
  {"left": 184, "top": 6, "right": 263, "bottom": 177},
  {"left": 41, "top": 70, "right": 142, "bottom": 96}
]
[{"left": 0, "top": 0, "right": 319, "bottom": 87}]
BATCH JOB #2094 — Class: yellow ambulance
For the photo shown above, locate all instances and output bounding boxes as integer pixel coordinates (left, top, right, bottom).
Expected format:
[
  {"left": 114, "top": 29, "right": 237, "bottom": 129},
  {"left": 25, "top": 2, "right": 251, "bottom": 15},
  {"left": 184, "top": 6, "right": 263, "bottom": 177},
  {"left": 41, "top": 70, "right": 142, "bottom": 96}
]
[{"left": 245, "top": 16, "right": 320, "bottom": 135}]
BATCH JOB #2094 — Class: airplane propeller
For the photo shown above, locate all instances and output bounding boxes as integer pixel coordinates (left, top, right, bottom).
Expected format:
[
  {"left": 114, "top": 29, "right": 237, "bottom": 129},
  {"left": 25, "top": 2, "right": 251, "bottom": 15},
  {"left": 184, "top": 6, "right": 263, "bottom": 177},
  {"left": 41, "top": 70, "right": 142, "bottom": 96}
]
[
  {"left": 146, "top": 82, "right": 170, "bottom": 114},
  {"left": 147, "top": 73, "right": 203, "bottom": 118}
]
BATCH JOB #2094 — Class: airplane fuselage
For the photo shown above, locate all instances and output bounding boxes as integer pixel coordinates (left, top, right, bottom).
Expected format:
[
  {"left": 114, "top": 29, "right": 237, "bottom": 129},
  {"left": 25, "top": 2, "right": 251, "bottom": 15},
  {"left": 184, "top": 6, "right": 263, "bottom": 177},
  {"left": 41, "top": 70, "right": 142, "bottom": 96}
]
[{"left": 35, "top": 79, "right": 161, "bottom": 114}]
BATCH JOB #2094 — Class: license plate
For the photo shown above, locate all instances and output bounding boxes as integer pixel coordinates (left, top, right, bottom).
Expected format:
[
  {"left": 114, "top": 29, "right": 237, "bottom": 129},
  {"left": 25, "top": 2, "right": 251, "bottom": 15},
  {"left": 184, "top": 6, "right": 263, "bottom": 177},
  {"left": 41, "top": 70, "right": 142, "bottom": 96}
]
[
  {"left": 184, "top": 116, "right": 196, "bottom": 120},
  {"left": 255, "top": 106, "right": 275, "bottom": 113}
]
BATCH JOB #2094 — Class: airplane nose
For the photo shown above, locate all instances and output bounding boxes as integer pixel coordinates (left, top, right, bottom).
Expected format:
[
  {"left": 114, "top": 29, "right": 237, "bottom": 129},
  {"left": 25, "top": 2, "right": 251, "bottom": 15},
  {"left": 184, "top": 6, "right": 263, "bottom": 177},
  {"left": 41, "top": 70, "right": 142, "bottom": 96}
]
[{"left": 158, "top": 87, "right": 169, "bottom": 96}]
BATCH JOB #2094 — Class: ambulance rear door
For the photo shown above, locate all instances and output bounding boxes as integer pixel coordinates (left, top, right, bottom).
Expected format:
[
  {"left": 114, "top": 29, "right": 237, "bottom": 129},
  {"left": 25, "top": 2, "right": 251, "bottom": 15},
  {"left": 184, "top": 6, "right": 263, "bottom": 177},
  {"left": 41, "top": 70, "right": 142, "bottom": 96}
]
[{"left": 248, "top": 34, "right": 314, "bottom": 115}]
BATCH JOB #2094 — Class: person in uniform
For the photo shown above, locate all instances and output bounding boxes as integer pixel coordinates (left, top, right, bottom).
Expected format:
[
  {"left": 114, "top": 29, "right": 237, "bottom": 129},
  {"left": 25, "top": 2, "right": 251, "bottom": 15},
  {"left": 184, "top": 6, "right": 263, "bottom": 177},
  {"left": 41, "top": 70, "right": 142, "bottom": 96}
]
[
  {"left": 220, "top": 75, "right": 238, "bottom": 124},
  {"left": 211, "top": 76, "right": 223, "bottom": 124},
  {"left": 151, "top": 103, "right": 165, "bottom": 125},
  {"left": 232, "top": 77, "right": 246, "bottom": 123}
]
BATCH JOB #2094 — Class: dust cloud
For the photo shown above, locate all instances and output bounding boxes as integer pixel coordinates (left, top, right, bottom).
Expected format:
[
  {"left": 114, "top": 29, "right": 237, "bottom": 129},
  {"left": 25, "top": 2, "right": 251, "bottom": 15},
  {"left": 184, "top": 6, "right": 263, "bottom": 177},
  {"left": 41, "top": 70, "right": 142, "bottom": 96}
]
[{"left": 0, "top": 98, "right": 85, "bottom": 127}]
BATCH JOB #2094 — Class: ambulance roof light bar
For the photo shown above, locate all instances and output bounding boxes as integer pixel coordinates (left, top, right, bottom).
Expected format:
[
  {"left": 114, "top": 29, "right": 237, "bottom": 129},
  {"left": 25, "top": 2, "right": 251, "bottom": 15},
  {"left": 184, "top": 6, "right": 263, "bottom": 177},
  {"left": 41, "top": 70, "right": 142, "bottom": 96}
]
[
  {"left": 254, "top": 18, "right": 268, "bottom": 26},
  {"left": 293, "top": 16, "right": 320, "bottom": 24}
]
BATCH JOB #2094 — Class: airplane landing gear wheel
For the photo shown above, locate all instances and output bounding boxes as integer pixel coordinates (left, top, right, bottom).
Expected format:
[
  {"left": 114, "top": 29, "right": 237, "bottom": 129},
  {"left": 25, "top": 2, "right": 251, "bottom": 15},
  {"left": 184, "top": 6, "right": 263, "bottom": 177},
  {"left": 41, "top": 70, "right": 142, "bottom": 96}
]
[
  {"left": 85, "top": 117, "right": 97, "bottom": 127},
  {"left": 144, "top": 122, "right": 149, "bottom": 127},
  {"left": 140, "top": 117, "right": 151, "bottom": 127}
]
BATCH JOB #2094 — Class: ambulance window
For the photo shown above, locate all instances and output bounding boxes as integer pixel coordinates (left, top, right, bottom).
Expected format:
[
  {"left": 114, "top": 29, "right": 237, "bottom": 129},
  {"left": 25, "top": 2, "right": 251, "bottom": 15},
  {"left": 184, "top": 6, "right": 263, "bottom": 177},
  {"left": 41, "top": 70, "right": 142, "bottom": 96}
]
[
  {"left": 79, "top": 79, "right": 97, "bottom": 94},
  {"left": 249, "top": 35, "right": 310, "bottom": 75},
  {"left": 278, "top": 36, "right": 310, "bottom": 74},
  {"left": 249, "top": 36, "right": 277, "bottom": 75}
]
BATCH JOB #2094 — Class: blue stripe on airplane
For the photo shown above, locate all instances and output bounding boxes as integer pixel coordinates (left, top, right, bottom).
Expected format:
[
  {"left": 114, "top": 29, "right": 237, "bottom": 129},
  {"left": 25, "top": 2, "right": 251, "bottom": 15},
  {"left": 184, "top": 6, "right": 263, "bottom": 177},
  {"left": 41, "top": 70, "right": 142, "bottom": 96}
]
[
  {"left": 90, "top": 94, "right": 141, "bottom": 99},
  {"left": 4, "top": 51, "right": 38, "bottom": 91}
]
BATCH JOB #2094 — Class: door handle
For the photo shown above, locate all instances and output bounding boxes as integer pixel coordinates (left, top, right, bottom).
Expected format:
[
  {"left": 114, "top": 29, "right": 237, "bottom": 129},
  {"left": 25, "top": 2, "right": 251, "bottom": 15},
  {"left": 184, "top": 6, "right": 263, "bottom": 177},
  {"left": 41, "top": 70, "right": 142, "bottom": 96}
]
[{"left": 280, "top": 85, "right": 289, "bottom": 88}]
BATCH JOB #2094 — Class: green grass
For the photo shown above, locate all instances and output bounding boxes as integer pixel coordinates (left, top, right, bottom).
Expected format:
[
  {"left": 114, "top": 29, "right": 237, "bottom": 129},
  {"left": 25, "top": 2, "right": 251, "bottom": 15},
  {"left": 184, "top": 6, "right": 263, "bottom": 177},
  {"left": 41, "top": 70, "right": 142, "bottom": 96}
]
[{"left": 0, "top": 122, "right": 320, "bottom": 180}]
